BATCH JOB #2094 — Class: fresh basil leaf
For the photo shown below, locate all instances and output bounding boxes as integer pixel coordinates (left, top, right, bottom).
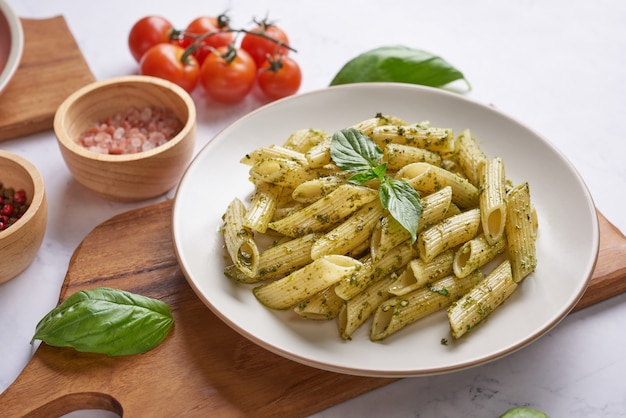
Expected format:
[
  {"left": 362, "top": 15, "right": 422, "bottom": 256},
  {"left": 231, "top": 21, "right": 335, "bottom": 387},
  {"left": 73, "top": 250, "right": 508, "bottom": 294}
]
[
  {"left": 31, "top": 287, "right": 174, "bottom": 356},
  {"left": 379, "top": 178, "right": 422, "bottom": 242},
  {"left": 330, "top": 128, "right": 383, "bottom": 173},
  {"left": 330, "top": 45, "right": 470, "bottom": 91},
  {"left": 348, "top": 163, "right": 388, "bottom": 185}
]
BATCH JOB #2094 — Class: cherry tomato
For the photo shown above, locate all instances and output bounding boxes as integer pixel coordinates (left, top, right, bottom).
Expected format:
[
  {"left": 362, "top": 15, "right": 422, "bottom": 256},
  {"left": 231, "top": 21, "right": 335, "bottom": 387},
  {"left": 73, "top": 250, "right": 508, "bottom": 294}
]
[
  {"left": 139, "top": 43, "right": 199, "bottom": 92},
  {"left": 241, "top": 21, "right": 290, "bottom": 67},
  {"left": 257, "top": 55, "right": 302, "bottom": 101},
  {"left": 180, "top": 14, "right": 235, "bottom": 65},
  {"left": 199, "top": 46, "right": 257, "bottom": 103},
  {"left": 128, "top": 16, "right": 175, "bottom": 62}
]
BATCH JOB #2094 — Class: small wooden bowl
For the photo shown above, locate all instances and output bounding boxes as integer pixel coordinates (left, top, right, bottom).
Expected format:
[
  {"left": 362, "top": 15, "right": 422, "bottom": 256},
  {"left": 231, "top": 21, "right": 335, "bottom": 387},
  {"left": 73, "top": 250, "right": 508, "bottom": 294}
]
[
  {"left": 54, "top": 75, "right": 196, "bottom": 202},
  {"left": 0, "top": 150, "right": 48, "bottom": 284}
]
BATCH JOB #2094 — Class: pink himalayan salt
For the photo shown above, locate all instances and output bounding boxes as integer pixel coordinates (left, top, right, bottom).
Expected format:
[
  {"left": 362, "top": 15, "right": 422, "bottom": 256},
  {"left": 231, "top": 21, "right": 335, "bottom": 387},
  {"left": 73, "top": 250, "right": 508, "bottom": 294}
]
[{"left": 77, "top": 106, "right": 183, "bottom": 154}]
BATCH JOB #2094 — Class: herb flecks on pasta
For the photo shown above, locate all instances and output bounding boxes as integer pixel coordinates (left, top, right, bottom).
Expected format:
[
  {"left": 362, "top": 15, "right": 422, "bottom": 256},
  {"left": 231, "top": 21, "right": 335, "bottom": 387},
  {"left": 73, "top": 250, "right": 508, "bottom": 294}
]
[{"left": 219, "top": 114, "right": 538, "bottom": 343}]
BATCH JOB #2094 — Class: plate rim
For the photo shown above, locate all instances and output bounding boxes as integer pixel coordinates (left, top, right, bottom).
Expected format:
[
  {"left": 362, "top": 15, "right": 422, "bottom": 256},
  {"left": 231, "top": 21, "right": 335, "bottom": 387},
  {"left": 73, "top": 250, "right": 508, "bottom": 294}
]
[
  {"left": 171, "top": 82, "right": 600, "bottom": 377},
  {"left": 0, "top": 0, "right": 24, "bottom": 95}
]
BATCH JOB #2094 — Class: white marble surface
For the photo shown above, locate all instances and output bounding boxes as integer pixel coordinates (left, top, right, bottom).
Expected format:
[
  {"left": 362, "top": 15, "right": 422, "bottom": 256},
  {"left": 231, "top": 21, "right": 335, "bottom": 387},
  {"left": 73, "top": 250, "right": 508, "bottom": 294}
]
[{"left": 1, "top": 0, "right": 625, "bottom": 416}]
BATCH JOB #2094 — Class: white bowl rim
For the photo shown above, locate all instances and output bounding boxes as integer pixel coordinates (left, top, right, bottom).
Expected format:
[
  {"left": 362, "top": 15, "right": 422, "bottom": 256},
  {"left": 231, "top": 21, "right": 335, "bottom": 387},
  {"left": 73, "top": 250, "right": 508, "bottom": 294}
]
[{"left": 0, "top": 0, "right": 24, "bottom": 95}]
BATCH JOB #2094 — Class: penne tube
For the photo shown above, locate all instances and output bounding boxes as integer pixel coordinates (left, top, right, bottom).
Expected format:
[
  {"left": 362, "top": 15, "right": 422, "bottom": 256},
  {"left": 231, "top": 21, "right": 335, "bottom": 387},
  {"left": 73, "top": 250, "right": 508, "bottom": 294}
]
[
  {"left": 397, "top": 162, "right": 479, "bottom": 209},
  {"left": 370, "top": 186, "right": 453, "bottom": 261},
  {"left": 388, "top": 249, "right": 455, "bottom": 296},
  {"left": 282, "top": 128, "right": 328, "bottom": 153},
  {"left": 294, "top": 284, "right": 345, "bottom": 320},
  {"left": 244, "top": 181, "right": 283, "bottom": 233},
  {"left": 480, "top": 157, "right": 507, "bottom": 245},
  {"left": 416, "top": 208, "right": 481, "bottom": 263},
  {"left": 291, "top": 176, "right": 346, "bottom": 204},
  {"left": 249, "top": 158, "right": 337, "bottom": 188},
  {"left": 505, "top": 182, "right": 537, "bottom": 282},
  {"left": 253, "top": 255, "right": 364, "bottom": 310},
  {"left": 448, "top": 259, "right": 517, "bottom": 339},
  {"left": 224, "top": 233, "right": 319, "bottom": 284},
  {"left": 338, "top": 274, "right": 396, "bottom": 340},
  {"left": 311, "top": 201, "right": 384, "bottom": 259},
  {"left": 222, "top": 198, "right": 260, "bottom": 278},
  {"left": 455, "top": 129, "right": 487, "bottom": 186},
  {"left": 453, "top": 234, "right": 507, "bottom": 278},
  {"left": 370, "top": 270, "right": 483, "bottom": 341},
  {"left": 240, "top": 145, "right": 307, "bottom": 166},
  {"left": 351, "top": 114, "right": 407, "bottom": 137},
  {"left": 384, "top": 143, "right": 443, "bottom": 171},
  {"left": 335, "top": 239, "right": 415, "bottom": 300},
  {"left": 268, "top": 184, "right": 378, "bottom": 237},
  {"left": 371, "top": 121, "right": 455, "bottom": 155},
  {"left": 304, "top": 135, "right": 332, "bottom": 168}
]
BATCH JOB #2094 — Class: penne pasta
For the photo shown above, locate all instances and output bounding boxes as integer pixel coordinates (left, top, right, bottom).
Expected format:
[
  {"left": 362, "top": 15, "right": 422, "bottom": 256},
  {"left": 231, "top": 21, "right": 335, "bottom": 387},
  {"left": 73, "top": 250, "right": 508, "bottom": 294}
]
[
  {"left": 388, "top": 249, "right": 455, "bottom": 296},
  {"left": 244, "top": 181, "right": 282, "bottom": 233},
  {"left": 338, "top": 274, "right": 396, "bottom": 340},
  {"left": 240, "top": 145, "right": 307, "bottom": 166},
  {"left": 249, "top": 157, "right": 338, "bottom": 188},
  {"left": 219, "top": 114, "right": 539, "bottom": 343},
  {"left": 311, "top": 201, "right": 384, "bottom": 259},
  {"left": 416, "top": 208, "right": 481, "bottom": 263},
  {"left": 448, "top": 259, "right": 517, "bottom": 339},
  {"left": 505, "top": 182, "right": 537, "bottom": 282},
  {"left": 268, "top": 184, "right": 378, "bottom": 237},
  {"left": 455, "top": 129, "right": 487, "bottom": 186},
  {"left": 222, "top": 198, "right": 260, "bottom": 278},
  {"left": 370, "top": 270, "right": 483, "bottom": 341},
  {"left": 453, "top": 234, "right": 507, "bottom": 278},
  {"left": 370, "top": 186, "right": 453, "bottom": 261},
  {"left": 352, "top": 114, "right": 407, "bottom": 137},
  {"left": 384, "top": 143, "right": 443, "bottom": 171},
  {"left": 397, "top": 162, "right": 479, "bottom": 209},
  {"left": 224, "top": 233, "right": 319, "bottom": 284},
  {"left": 282, "top": 128, "right": 328, "bottom": 153},
  {"left": 479, "top": 157, "right": 507, "bottom": 245},
  {"left": 335, "top": 239, "right": 415, "bottom": 301},
  {"left": 371, "top": 121, "right": 455, "bottom": 155},
  {"left": 294, "top": 284, "right": 345, "bottom": 320},
  {"left": 253, "top": 255, "right": 364, "bottom": 310},
  {"left": 291, "top": 176, "right": 346, "bottom": 204}
]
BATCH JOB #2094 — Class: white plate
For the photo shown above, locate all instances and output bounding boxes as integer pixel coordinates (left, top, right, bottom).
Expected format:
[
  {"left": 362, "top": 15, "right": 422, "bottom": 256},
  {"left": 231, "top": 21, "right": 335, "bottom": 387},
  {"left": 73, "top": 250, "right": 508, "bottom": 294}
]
[
  {"left": 172, "top": 83, "right": 599, "bottom": 377},
  {"left": 0, "top": 0, "right": 23, "bottom": 95}
]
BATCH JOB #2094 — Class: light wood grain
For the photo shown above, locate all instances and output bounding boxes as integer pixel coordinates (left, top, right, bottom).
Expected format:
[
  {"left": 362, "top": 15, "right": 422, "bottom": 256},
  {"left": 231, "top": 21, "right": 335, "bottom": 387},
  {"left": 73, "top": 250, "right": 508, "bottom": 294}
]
[
  {"left": 0, "top": 16, "right": 95, "bottom": 141},
  {"left": 0, "top": 201, "right": 623, "bottom": 417}
]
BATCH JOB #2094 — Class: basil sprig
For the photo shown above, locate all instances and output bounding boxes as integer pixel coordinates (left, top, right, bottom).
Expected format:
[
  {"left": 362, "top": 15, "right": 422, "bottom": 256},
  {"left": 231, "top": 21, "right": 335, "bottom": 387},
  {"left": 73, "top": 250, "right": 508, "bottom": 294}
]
[
  {"left": 330, "top": 128, "right": 422, "bottom": 241},
  {"left": 31, "top": 287, "right": 174, "bottom": 356},
  {"left": 330, "top": 45, "right": 470, "bottom": 91}
]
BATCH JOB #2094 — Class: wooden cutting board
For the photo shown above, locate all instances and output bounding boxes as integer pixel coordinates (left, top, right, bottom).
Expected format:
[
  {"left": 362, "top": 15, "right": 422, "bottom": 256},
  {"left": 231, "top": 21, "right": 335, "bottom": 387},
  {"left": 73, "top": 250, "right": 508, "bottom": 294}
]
[
  {"left": 0, "top": 201, "right": 624, "bottom": 417},
  {"left": 0, "top": 16, "right": 95, "bottom": 141}
]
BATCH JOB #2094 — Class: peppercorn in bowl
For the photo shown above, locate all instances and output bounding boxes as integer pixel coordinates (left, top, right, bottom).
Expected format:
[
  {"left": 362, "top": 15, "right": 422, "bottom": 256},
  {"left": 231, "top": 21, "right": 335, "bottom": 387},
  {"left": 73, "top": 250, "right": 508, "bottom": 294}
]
[
  {"left": 0, "top": 150, "right": 48, "bottom": 284},
  {"left": 54, "top": 75, "right": 196, "bottom": 202}
]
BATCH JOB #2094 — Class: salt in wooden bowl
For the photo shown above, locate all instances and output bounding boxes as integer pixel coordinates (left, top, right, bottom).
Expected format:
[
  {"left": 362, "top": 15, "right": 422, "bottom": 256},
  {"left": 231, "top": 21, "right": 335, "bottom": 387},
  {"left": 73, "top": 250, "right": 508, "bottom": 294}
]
[{"left": 54, "top": 75, "right": 196, "bottom": 202}]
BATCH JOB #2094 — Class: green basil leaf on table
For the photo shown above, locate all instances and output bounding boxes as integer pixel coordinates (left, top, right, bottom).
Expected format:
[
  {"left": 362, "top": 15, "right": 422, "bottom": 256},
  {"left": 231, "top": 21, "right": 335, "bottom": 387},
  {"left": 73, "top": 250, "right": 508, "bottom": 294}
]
[
  {"left": 31, "top": 287, "right": 174, "bottom": 356},
  {"left": 330, "top": 45, "right": 470, "bottom": 91},
  {"left": 330, "top": 127, "right": 422, "bottom": 241}
]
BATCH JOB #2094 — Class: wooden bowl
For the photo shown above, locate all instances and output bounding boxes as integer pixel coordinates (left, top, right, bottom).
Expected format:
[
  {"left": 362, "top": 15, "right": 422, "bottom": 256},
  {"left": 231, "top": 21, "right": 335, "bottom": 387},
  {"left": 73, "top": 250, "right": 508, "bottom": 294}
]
[
  {"left": 54, "top": 75, "right": 196, "bottom": 202},
  {"left": 0, "top": 150, "right": 48, "bottom": 284}
]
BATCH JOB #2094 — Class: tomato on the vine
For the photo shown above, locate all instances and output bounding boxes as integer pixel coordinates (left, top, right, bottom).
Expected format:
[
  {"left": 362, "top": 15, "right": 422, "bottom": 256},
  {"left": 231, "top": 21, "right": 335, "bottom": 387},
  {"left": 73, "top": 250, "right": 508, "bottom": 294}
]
[
  {"left": 199, "top": 46, "right": 257, "bottom": 103},
  {"left": 180, "top": 14, "right": 235, "bottom": 65},
  {"left": 258, "top": 55, "right": 302, "bottom": 101},
  {"left": 139, "top": 43, "right": 199, "bottom": 93},
  {"left": 128, "top": 16, "right": 176, "bottom": 62},
  {"left": 241, "top": 21, "right": 290, "bottom": 67}
]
